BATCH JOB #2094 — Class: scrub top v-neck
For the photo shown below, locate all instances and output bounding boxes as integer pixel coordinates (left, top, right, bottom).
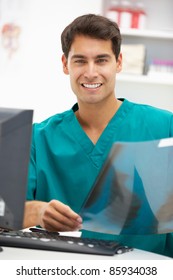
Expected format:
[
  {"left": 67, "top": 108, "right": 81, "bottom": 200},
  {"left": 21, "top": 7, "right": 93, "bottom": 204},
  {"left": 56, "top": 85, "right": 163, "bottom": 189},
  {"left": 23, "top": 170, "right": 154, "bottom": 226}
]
[{"left": 65, "top": 100, "right": 132, "bottom": 169}]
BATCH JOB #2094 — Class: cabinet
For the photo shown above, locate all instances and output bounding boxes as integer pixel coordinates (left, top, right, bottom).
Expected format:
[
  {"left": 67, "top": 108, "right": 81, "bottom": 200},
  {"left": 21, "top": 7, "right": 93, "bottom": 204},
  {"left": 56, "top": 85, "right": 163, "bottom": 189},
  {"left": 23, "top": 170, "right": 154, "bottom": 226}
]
[{"left": 102, "top": 0, "right": 173, "bottom": 112}]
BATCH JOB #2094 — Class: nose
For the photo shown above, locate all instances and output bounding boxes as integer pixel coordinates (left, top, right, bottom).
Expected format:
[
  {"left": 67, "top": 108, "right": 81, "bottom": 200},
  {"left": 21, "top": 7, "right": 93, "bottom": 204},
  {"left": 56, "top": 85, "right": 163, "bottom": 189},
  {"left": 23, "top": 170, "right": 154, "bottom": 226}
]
[{"left": 83, "top": 62, "right": 98, "bottom": 80}]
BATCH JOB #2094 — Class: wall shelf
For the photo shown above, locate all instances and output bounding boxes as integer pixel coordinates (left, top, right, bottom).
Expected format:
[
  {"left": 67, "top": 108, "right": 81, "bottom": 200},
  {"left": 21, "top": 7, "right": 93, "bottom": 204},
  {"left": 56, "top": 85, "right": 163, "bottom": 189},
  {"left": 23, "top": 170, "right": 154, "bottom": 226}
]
[
  {"left": 117, "top": 74, "right": 173, "bottom": 86},
  {"left": 103, "top": 0, "right": 173, "bottom": 111},
  {"left": 121, "top": 29, "right": 173, "bottom": 40}
]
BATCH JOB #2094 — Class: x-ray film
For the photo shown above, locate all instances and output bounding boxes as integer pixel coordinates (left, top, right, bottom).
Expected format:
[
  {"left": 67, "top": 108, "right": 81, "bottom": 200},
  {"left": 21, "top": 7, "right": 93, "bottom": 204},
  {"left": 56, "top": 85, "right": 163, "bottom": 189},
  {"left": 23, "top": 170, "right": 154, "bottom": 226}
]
[{"left": 80, "top": 138, "right": 173, "bottom": 235}]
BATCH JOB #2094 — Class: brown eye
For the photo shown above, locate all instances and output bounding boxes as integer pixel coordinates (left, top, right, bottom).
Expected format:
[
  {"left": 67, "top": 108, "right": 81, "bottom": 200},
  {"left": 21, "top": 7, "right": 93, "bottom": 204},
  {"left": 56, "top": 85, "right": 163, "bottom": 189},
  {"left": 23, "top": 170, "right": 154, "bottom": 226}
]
[
  {"left": 75, "top": 60, "right": 86, "bottom": 64},
  {"left": 96, "top": 58, "right": 107, "bottom": 64}
]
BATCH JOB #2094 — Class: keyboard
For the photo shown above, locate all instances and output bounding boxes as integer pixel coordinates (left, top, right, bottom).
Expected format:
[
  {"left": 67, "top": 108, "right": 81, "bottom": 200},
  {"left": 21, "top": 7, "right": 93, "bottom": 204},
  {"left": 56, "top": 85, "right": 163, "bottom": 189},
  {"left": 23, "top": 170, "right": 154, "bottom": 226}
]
[{"left": 0, "top": 229, "right": 133, "bottom": 256}]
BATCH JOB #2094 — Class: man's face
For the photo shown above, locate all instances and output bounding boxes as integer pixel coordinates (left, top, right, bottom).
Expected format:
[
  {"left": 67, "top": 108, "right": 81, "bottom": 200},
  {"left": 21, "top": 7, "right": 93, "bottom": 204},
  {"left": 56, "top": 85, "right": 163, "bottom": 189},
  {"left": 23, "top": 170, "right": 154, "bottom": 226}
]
[{"left": 62, "top": 35, "right": 122, "bottom": 106}]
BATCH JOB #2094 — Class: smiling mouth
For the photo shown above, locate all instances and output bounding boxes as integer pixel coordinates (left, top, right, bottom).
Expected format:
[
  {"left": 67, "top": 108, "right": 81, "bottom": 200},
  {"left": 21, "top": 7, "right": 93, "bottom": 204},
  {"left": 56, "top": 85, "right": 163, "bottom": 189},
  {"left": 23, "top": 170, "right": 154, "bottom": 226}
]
[{"left": 81, "top": 83, "right": 102, "bottom": 89}]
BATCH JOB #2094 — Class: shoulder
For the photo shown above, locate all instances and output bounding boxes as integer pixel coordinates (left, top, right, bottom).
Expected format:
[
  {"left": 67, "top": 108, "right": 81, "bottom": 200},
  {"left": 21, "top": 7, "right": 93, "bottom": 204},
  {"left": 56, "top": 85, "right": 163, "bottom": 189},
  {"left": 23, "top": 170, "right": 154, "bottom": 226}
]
[
  {"left": 125, "top": 99, "right": 173, "bottom": 120},
  {"left": 136, "top": 102, "right": 172, "bottom": 115},
  {"left": 33, "top": 107, "right": 74, "bottom": 132},
  {"left": 122, "top": 99, "right": 173, "bottom": 138},
  {"left": 134, "top": 102, "right": 173, "bottom": 130}
]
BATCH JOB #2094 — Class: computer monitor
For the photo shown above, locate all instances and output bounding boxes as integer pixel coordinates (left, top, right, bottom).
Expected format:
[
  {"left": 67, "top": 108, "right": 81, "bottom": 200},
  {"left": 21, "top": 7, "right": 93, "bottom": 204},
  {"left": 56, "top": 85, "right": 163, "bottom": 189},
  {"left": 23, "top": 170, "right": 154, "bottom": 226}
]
[{"left": 0, "top": 107, "right": 33, "bottom": 230}]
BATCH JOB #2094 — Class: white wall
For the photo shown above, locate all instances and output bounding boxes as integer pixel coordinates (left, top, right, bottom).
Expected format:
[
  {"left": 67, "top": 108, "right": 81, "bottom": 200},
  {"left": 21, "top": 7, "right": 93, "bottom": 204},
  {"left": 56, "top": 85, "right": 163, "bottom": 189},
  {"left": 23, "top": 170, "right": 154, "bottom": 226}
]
[
  {"left": 0, "top": 0, "right": 172, "bottom": 123},
  {"left": 0, "top": 0, "right": 102, "bottom": 122}
]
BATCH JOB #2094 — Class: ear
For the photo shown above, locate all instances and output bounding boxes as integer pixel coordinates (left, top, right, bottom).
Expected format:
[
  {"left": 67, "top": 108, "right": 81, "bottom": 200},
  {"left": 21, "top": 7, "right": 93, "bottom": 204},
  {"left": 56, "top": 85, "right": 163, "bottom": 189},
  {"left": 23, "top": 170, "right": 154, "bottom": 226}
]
[
  {"left": 116, "top": 53, "right": 122, "bottom": 73},
  {"left": 62, "top": 54, "right": 69, "bottom": 74}
]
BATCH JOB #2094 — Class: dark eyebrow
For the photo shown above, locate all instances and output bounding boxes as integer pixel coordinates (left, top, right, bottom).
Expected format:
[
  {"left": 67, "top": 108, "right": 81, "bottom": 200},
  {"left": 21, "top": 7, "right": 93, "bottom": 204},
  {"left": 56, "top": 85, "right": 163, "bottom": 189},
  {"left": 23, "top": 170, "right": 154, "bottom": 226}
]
[
  {"left": 96, "top": 54, "right": 111, "bottom": 59},
  {"left": 71, "top": 55, "right": 86, "bottom": 60},
  {"left": 71, "top": 54, "right": 111, "bottom": 60}
]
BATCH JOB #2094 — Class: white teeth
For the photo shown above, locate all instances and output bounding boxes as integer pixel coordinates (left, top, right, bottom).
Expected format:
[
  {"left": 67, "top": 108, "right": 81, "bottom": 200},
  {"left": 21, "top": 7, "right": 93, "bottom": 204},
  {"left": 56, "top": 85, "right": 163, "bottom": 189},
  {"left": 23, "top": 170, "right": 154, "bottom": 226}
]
[{"left": 82, "top": 83, "right": 101, "bottom": 89}]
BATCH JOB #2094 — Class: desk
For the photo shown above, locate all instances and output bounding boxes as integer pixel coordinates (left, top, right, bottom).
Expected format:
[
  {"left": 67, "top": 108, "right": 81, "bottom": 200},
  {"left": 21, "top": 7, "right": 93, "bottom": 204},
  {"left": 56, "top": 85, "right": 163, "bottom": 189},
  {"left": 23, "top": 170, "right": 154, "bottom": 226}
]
[{"left": 0, "top": 246, "right": 171, "bottom": 260}]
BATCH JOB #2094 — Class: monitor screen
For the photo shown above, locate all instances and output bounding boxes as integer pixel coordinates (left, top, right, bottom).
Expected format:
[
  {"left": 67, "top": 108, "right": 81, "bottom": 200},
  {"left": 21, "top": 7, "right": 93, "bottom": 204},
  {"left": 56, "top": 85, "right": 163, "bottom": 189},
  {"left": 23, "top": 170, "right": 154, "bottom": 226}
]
[{"left": 0, "top": 107, "right": 33, "bottom": 230}]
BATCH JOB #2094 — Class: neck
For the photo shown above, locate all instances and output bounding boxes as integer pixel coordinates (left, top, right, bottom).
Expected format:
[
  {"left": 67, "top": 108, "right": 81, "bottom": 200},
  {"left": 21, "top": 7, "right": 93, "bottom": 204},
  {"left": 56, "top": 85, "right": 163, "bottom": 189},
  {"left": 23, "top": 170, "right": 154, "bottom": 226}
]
[
  {"left": 75, "top": 98, "right": 122, "bottom": 144},
  {"left": 76, "top": 98, "right": 122, "bottom": 129}
]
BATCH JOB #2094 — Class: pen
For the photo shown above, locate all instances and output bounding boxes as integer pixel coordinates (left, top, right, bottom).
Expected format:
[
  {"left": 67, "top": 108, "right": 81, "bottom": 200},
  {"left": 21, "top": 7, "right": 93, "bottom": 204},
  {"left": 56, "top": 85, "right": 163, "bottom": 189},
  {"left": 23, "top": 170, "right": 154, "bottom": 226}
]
[{"left": 29, "top": 227, "right": 59, "bottom": 235}]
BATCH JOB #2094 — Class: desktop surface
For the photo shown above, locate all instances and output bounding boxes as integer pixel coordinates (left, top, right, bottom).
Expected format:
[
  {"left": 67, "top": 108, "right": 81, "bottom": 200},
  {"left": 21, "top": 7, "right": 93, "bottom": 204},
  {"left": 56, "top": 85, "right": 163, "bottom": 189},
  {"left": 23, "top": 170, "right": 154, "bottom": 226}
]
[
  {"left": 0, "top": 229, "right": 172, "bottom": 260},
  {"left": 0, "top": 230, "right": 171, "bottom": 260},
  {"left": 0, "top": 245, "right": 171, "bottom": 260}
]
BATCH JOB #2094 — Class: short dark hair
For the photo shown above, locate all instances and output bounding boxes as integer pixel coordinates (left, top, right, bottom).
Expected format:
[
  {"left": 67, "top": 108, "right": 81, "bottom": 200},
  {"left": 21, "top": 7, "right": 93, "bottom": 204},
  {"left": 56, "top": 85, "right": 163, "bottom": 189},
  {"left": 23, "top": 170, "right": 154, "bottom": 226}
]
[{"left": 61, "top": 14, "right": 121, "bottom": 60}]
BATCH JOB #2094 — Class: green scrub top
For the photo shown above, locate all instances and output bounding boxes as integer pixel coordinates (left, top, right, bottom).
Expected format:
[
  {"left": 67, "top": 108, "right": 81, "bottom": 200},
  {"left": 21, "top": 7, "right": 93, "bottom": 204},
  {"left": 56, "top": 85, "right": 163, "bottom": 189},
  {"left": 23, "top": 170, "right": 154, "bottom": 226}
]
[{"left": 27, "top": 99, "right": 173, "bottom": 257}]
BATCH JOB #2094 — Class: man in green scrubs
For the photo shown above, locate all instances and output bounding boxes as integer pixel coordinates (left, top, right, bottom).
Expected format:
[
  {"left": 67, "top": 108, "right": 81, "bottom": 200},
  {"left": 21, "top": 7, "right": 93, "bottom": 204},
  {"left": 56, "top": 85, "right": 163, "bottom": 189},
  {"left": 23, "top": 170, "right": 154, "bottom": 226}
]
[{"left": 24, "top": 14, "right": 173, "bottom": 257}]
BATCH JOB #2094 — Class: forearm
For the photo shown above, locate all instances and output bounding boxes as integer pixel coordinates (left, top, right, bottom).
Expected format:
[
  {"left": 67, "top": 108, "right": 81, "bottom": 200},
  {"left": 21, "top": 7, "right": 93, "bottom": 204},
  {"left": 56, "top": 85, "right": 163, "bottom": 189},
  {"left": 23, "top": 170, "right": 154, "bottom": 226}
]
[{"left": 23, "top": 200, "right": 47, "bottom": 229}]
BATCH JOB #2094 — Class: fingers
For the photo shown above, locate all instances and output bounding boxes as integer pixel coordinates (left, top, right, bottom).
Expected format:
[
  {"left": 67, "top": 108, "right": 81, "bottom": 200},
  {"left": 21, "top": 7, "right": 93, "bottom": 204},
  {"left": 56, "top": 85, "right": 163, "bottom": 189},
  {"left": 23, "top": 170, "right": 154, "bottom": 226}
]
[{"left": 39, "top": 200, "right": 83, "bottom": 232}]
